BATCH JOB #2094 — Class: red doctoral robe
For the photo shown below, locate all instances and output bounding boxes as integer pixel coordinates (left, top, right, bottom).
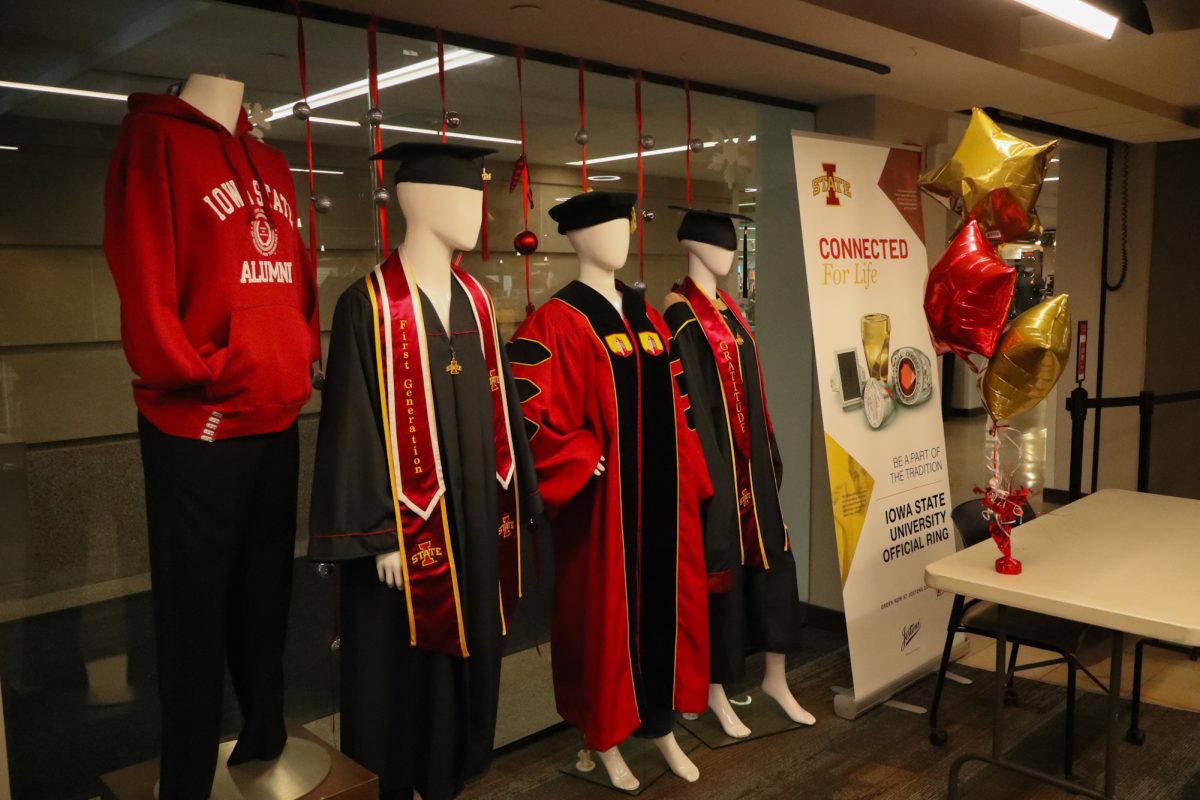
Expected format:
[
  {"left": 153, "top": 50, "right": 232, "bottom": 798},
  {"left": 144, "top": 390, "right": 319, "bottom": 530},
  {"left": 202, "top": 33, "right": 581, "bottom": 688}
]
[{"left": 508, "top": 280, "right": 711, "bottom": 751}]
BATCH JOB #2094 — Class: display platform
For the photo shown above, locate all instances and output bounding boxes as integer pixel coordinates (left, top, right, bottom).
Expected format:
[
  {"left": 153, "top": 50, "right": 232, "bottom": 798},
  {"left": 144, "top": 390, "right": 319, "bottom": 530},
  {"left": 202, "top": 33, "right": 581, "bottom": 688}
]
[
  {"left": 678, "top": 690, "right": 805, "bottom": 749},
  {"left": 100, "top": 727, "right": 378, "bottom": 800},
  {"left": 560, "top": 727, "right": 701, "bottom": 795}
]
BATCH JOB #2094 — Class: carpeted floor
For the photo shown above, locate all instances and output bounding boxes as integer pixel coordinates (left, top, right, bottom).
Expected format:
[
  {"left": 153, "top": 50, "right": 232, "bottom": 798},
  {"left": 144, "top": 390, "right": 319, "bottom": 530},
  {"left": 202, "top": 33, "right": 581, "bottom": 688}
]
[{"left": 460, "top": 625, "right": 1200, "bottom": 800}]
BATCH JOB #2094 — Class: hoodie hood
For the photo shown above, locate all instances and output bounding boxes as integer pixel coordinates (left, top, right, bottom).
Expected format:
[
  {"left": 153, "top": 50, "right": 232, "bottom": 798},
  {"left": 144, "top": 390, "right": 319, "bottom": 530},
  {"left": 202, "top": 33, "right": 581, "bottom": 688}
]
[{"left": 127, "top": 92, "right": 254, "bottom": 137}]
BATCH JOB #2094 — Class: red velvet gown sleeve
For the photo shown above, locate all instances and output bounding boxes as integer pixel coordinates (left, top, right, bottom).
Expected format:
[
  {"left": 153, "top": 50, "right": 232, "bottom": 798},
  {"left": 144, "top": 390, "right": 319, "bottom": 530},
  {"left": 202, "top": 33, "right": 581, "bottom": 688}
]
[{"left": 507, "top": 309, "right": 602, "bottom": 518}]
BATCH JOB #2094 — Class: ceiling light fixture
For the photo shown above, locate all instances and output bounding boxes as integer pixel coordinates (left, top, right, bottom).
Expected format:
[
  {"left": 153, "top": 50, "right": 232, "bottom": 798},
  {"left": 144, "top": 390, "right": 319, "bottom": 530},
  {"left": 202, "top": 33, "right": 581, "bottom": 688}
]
[
  {"left": 567, "top": 134, "right": 757, "bottom": 167},
  {"left": 268, "top": 49, "right": 493, "bottom": 121},
  {"left": 290, "top": 167, "right": 345, "bottom": 175},
  {"left": 379, "top": 124, "right": 521, "bottom": 145},
  {"left": 0, "top": 80, "right": 127, "bottom": 102},
  {"left": 744, "top": 187, "right": 758, "bottom": 193},
  {"left": 309, "top": 116, "right": 361, "bottom": 128},
  {"left": 588, "top": 175, "right": 621, "bottom": 182},
  {"left": 1010, "top": 0, "right": 1119, "bottom": 38},
  {"left": 0, "top": 145, "right": 18, "bottom": 151}
]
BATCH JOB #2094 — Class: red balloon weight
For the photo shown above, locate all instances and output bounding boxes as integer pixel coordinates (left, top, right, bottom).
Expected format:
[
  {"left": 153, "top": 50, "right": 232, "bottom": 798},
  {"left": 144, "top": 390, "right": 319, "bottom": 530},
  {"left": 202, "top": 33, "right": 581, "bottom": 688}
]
[
  {"left": 924, "top": 219, "right": 1017, "bottom": 362},
  {"left": 514, "top": 229, "right": 539, "bottom": 256}
]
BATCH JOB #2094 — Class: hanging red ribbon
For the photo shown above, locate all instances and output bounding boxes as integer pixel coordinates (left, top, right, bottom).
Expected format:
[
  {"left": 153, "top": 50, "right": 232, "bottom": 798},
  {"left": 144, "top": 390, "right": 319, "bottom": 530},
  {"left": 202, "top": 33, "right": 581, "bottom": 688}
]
[
  {"left": 635, "top": 70, "right": 645, "bottom": 284},
  {"left": 289, "top": 1, "right": 319, "bottom": 282},
  {"left": 516, "top": 46, "right": 533, "bottom": 316},
  {"left": 436, "top": 29, "right": 447, "bottom": 143},
  {"left": 578, "top": 58, "right": 587, "bottom": 191},
  {"left": 684, "top": 78, "right": 693, "bottom": 206},
  {"left": 367, "top": 16, "right": 389, "bottom": 254}
]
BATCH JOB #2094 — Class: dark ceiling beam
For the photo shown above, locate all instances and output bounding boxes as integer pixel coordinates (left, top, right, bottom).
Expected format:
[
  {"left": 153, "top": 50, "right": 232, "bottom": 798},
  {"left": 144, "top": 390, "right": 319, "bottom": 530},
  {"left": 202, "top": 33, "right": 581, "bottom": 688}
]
[
  {"left": 223, "top": 0, "right": 817, "bottom": 113},
  {"left": 596, "top": 0, "right": 891, "bottom": 75}
]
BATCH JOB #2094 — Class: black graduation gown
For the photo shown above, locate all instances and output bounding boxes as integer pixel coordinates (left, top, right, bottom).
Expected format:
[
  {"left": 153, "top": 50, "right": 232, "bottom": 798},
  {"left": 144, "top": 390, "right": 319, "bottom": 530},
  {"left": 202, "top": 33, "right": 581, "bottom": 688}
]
[
  {"left": 309, "top": 277, "right": 539, "bottom": 800},
  {"left": 664, "top": 299, "right": 802, "bottom": 684}
]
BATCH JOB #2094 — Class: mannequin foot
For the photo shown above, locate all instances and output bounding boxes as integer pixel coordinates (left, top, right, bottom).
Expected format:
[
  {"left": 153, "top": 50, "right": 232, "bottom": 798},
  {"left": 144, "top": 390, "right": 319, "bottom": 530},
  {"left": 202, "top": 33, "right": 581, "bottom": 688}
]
[
  {"left": 227, "top": 722, "right": 287, "bottom": 765},
  {"left": 596, "top": 745, "right": 640, "bottom": 791},
  {"left": 762, "top": 652, "right": 815, "bottom": 726},
  {"left": 709, "top": 683, "right": 751, "bottom": 738},
  {"left": 653, "top": 733, "right": 699, "bottom": 782}
]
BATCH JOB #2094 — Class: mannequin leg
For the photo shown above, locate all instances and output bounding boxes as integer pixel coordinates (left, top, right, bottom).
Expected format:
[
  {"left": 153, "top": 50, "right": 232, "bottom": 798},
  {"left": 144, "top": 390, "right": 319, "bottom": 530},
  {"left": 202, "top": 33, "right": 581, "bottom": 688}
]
[
  {"left": 761, "top": 652, "right": 815, "bottom": 725},
  {"left": 708, "top": 683, "right": 751, "bottom": 738},
  {"left": 652, "top": 732, "right": 699, "bottom": 782},
  {"left": 595, "top": 745, "right": 640, "bottom": 791},
  {"left": 227, "top": 423, "right": 297, "bottom": 764}
]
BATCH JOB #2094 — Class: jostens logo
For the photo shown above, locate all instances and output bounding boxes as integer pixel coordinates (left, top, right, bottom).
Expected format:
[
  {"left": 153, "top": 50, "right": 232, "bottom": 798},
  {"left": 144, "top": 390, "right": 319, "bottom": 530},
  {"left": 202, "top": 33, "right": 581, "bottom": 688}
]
[
  {"left": 638, "top": 331, "right": 665, "bottom": 356},
  {"left": 250, "top": 207, "right": 278, "bottom": 256},
  {"left": 812, "top": 162, "right": 852, "bottom": 206},
  {"left": 901, "top": 620, "right": 921, "bottom": 651},
  {"left": 605, "top": 333, "right": 634, "bottom": 357}
]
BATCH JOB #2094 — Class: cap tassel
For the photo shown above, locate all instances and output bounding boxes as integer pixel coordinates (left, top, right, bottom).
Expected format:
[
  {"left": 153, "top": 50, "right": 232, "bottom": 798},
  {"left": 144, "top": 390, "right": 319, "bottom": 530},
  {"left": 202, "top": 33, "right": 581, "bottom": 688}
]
[{"left": 481, "top": 161, "right": 490, "bottom": 261}]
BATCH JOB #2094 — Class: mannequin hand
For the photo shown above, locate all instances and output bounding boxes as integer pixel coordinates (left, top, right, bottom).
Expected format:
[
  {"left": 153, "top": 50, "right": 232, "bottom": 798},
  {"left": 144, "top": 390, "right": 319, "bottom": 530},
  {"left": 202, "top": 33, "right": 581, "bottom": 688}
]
[
  {"left": 375, "top": 552, "right": 404, "bottom": 590},
  {"left": 593, "top": 455, "right": 607, "bottom": 477}
]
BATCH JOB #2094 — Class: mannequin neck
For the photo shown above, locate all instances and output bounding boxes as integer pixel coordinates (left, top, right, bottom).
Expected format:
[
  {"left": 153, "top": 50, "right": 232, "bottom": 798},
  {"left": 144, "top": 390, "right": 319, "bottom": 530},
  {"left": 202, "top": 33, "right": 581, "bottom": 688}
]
[
  {"left": 686, "top": 252, "right": 721, "bottom": 301},
  {"left": 397, "top": 227, "right": 454, "bottom": 299},
  {"left": 179, "top": 74, "right": 243, "bottom": 136},
  {"left": 578, "top": 262, "right": 622, "bottom": 314}
]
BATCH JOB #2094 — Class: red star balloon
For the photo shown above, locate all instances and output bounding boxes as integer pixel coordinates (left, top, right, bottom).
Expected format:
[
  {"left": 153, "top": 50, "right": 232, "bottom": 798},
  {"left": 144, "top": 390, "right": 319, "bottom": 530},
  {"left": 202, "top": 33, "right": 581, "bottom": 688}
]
[{"left": 924, "top": 219, "right": 1017, "bottom": 363}]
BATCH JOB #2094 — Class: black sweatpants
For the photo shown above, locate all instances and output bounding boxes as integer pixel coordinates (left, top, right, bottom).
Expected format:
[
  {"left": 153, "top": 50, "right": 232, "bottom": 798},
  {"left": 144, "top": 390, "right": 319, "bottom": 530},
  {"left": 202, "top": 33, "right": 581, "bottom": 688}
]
[{"left": 138, "top": 415, "right": 298, "bottom": 800}]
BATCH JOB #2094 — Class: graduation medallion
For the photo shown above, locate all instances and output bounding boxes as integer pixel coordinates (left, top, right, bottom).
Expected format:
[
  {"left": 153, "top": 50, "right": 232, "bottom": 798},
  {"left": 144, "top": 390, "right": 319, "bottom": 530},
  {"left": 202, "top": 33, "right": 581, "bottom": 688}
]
[{"left": 446, "top": 352, "right": 463, "bottom": 375}]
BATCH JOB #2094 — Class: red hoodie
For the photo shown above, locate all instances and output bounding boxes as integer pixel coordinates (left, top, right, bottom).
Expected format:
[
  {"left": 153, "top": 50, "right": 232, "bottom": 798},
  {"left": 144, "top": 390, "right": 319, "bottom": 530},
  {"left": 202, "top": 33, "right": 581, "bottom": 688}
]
[{"left": 104, "top": 93, "right": 320, "bottom": 441}]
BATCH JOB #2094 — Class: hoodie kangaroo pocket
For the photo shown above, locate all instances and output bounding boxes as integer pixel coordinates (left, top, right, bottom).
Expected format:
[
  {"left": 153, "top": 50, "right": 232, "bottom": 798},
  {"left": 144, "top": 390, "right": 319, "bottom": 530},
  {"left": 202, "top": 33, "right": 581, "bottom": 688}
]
[{"left": 206, "top": 304, "right": 312, "bottom": 410}]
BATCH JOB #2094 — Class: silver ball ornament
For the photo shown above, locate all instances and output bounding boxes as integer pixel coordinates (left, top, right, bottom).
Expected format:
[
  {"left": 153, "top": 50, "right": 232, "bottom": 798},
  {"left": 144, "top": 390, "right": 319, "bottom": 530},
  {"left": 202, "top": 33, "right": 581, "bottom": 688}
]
[
  {"left": 641, "top": 209, "right": 655, "bottom": 222},
  {"left": 574, "top": 128, "right": 590, "bottom": 145},
  {"left": 312, "top": 194, "right": 332, "bottom": 214},
  {"left": 639, "top": 134, "right": 655, "bottom": 150},
  {"left": 632, "top": 280, "right": 647, "bottom": 291},
  {"left": 365, "top": 106, "right": 384, "bottom": 126},
  {"left": 444, "top": 110, "right": 462, "bottom": 129},
  {"left": 317, "top": 562, "right": 335, "bottom": 578},
  {"left": 372, "top": 187, "right": 390, "bottom": 206},
  {"left": 330, "top": 635, "right": 342, "bottom": 653},
  {"left": 689, "top": 138, "right": 704, "bottom": 153},
  {"left": 292, "top": 101, "right": 312, "bottom": 121}
]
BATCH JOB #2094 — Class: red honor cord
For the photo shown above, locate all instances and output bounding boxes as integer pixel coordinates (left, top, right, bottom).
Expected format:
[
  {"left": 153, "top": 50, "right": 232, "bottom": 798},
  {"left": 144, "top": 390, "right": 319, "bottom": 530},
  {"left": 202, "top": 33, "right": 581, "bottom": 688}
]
[
  {"left": 635, "top": 70, "right": 644, "bottom": 284},
  {"left": 578, "top": 58, "right": 587, "bottom": 190},
  {"left": 367, "top": 16, "right": 389, "bottom": 254}
]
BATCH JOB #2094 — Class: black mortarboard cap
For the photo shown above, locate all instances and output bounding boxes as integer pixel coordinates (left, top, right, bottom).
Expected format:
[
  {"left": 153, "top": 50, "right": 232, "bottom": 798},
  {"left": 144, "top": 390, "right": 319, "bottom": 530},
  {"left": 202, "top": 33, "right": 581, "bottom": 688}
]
[
  {"left": 670, "top": 205, "right": 754, "bottom": 252},
  {"left": 549, "top": 191, "right": 638, "bottom": 235},
  {"left": 369, "top": 142, "right": 496, "bottom": 190}
]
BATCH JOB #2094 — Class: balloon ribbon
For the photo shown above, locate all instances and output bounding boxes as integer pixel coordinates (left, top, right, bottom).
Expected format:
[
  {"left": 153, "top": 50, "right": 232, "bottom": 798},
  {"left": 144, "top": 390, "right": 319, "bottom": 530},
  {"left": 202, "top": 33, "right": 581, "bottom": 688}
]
[
  {"left": 635, "top": 69, "right": 644, "bottom": 284},
  {"left": 578, "top": 58, "right": 587, "bottom": 190}
]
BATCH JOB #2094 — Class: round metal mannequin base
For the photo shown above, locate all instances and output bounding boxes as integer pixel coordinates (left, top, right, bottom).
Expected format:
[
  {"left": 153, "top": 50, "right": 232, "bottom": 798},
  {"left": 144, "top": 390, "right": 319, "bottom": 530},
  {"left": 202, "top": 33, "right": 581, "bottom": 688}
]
[{"left": 154, "top": 737, "right": 332, "bottom": 800}]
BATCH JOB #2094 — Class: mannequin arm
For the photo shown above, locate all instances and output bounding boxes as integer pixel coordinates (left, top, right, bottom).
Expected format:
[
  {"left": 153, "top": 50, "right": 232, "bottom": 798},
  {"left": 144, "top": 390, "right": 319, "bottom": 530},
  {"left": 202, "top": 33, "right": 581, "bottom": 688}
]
[
  {"left": 103, "top": 117, "right": 222, "bottom": 390},
  {"left": 375, "top": 552, "right": 404, "bottom": 589},
  {"left": 508, "top": 313, "right": 602, "bottom": 515}
]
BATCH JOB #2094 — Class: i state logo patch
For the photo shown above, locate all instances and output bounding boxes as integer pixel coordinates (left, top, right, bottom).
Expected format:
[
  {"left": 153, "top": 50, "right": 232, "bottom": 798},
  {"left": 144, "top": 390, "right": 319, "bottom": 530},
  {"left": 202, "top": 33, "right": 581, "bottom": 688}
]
[{"left": 605, "top": 333, "right": 634, "bottom": 357}]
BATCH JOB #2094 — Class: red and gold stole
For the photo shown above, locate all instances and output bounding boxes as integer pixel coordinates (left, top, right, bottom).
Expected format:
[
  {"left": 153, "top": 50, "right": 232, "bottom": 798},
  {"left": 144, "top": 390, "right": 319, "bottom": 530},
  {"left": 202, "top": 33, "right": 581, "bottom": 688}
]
[
  {"left": 365, "top": 252, "right": 521, "bottom": 657},
  {"left": 677, "top": 276, "right": 768, "bottom": 568}
]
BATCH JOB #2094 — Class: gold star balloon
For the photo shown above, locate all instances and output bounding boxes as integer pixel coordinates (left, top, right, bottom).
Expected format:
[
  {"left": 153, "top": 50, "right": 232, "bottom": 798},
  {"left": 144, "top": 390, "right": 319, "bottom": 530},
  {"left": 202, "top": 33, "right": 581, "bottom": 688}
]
[
  {"left": 921, "top": 108, "right": 1059, "bottom": 243},
  {"left": 981, "top": 294, "right": 1071, "bottom": 422}
]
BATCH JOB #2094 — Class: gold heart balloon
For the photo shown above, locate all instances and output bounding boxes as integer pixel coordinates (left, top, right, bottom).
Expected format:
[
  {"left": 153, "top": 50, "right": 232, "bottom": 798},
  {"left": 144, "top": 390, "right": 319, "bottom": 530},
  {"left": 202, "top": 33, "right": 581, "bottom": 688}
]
[
  {"left": 921, "top": 108, "right": 1059, "bottom": 243},
  {"left": 981, "top": 294, "right": 1071, "bottom": 422}
]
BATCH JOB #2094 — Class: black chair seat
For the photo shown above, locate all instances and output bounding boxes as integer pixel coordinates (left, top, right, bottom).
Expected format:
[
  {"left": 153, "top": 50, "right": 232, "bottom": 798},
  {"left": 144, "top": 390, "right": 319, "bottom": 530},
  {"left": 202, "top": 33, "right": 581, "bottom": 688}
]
[{"left": 961, "top": 602, "right": 1111, "bottom": 668}]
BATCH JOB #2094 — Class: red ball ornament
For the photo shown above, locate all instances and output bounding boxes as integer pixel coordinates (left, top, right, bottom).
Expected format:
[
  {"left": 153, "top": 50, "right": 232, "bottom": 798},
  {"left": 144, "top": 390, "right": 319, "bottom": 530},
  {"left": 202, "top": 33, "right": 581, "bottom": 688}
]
[
  {"left": 924, "top": 219, "right": 1017, "bottom": 363},
  {"left": 514, "top": 230, "right": 538, "bottom": 256}
]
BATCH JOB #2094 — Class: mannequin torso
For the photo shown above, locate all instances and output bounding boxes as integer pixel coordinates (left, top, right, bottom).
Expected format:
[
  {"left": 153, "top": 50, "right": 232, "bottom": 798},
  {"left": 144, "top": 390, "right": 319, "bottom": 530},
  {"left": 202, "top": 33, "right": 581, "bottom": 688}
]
[{"left": 178, "top": 73, "right": 244, "bottom": 136}]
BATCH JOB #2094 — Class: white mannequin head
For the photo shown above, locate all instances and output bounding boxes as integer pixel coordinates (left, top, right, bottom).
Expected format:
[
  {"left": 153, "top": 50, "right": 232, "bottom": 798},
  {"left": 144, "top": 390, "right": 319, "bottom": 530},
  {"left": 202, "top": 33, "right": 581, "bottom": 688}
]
[
  {"left": 681, "top": 239, "right": 736, "bottom": 279},
  {"left": 395, "top": 182, "right": 482, "bottom": 251},
  {"left": 567, "top": 217, "right": 631, "bottom": 273}
]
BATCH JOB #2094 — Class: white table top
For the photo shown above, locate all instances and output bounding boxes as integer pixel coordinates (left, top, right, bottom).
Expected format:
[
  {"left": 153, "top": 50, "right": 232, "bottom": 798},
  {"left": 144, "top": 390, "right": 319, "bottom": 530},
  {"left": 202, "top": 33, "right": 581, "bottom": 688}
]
[{"left": 926, "top": 490, "right": 1200, "bottom": 646}]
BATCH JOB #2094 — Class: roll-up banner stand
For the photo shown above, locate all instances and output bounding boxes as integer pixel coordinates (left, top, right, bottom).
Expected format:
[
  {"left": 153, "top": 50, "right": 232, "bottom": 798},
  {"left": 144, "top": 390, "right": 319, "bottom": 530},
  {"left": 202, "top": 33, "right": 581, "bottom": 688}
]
[{"left": 792, "top": 131, "right": 954, "bottom": 720}]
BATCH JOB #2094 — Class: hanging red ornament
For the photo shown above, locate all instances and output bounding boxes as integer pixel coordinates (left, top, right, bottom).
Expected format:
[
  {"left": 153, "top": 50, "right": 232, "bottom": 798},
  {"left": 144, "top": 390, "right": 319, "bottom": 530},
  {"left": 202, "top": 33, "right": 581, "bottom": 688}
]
[
  {"left": 924, "top": 219, "right": 1017, "bottom": 364},
  {"left": 514, "top": 230, "right": 539, "bottom": 256}
]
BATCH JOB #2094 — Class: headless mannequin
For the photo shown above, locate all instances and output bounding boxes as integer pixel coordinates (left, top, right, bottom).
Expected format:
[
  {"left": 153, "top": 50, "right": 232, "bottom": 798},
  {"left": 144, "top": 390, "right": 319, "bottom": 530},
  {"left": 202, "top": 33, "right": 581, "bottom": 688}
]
[
  {"left": 677, "top": 239, "right": 817, "bottom": 737},
  {"left": 178, "top": 73, "right": 243, "bottom": 135},
  {"left": 373, "top": 182, "right": 482, "bottom": 596},
  {"left": 566, "top": 218, "right": 699, "bottom": 790}
]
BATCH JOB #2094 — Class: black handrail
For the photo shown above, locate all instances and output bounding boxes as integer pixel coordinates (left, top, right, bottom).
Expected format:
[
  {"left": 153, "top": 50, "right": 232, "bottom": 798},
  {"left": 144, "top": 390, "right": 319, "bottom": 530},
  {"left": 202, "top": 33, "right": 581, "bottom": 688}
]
[{"left": 1066, "top": 387, "right": 1200, "bottom": 500}]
